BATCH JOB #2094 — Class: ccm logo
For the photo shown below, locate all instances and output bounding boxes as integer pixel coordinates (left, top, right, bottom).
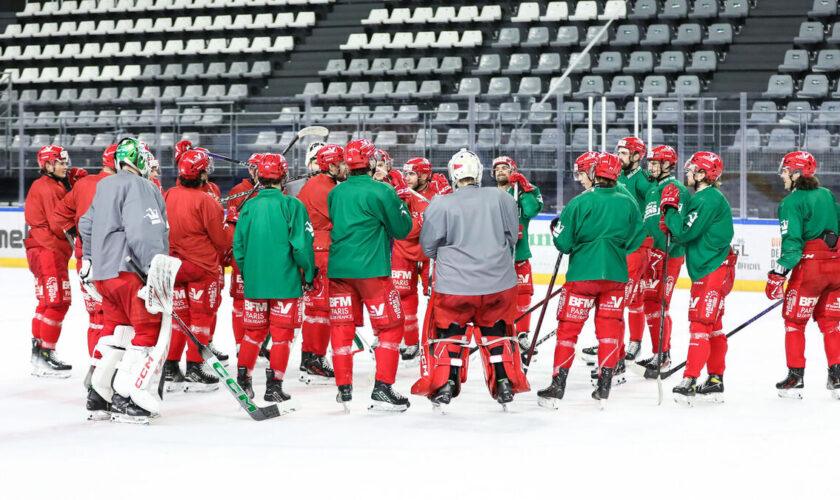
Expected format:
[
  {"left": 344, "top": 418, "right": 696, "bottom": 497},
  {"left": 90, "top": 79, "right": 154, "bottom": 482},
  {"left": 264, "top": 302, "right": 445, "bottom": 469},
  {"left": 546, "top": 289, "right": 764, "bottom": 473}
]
[{"left": 135, "top": 356, "right": 154, "bottom": 388}]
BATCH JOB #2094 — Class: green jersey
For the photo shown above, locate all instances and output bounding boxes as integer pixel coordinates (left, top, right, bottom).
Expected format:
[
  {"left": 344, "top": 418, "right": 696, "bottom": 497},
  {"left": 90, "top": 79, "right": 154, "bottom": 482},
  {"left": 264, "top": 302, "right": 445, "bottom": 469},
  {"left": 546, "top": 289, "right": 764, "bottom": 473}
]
[
  {"left": 327, "top": 174, "right": 413, "bottom": 279},
  {"left": 505, "top": 184, "right": 543, "bottom": 261},
  {"left": 663, "top": 186, "right": 734, "bottom": 281},
  {"left": 776, "top": 187, "right": 840, "bottom": 270},
  {"left": 618, "top": 166, "right": 655, "bottom": 214},
  {"left": 553, "top": 185, "right": 645, "bottom": 283},
  {"left": 233, "top": 188, "right": 316, "bottom": 299},
  {"left": 643, "top": 176, "right": 691, "bottom": 258}
]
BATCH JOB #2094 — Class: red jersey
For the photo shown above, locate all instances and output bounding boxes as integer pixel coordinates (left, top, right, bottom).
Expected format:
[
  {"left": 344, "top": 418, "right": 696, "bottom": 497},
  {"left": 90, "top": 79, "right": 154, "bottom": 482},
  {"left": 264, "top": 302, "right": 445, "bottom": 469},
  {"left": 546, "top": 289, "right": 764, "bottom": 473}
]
[
  {"left": 25, "top": 175, "right": 72, "bottom": 260},
  {"left": 226, "top": 178, "right": 256, "bottom": 211},
  {"left": 297, "top": 174, "right": 337, "bottom": 252},
  {"left": 51, "top": 169, "right": 113, "bottom": 259},
  {"left": 164, "top": 185, "right": 233, "bottom": 275},
  {"left": 175, "top": 178, "right": 221, "bottom": 203},
  {"left": 415, "top": 182, "right": 442, "bottom": 201},
  {"left": 393, "top": 192, "right": 429, "bottom": 262}
]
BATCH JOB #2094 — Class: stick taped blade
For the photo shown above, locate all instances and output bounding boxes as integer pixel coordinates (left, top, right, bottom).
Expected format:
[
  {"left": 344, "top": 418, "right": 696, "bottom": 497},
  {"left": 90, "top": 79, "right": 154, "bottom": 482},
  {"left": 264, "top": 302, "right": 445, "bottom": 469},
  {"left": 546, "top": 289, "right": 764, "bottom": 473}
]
[{"left": 298, "top": 126, "right": 329, "bottom": 138}]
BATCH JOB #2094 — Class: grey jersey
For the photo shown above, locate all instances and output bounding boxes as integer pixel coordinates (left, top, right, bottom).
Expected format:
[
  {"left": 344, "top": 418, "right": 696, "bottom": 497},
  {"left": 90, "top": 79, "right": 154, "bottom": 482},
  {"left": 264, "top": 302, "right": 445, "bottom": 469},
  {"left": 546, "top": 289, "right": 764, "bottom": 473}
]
[
  {"left": 285, "top": 176, "right": 309, "bottom": 198},
  {"left": 79, "top": 170, "right": 170, "bottom": 280},
  {"left": 420, "top": 184, "right": 518, "bottom": 296}
]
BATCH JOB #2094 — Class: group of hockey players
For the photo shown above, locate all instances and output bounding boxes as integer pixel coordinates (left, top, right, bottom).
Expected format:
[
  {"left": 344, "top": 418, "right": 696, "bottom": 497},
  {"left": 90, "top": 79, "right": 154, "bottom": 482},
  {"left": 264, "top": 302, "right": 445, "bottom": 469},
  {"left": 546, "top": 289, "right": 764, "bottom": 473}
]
[{"left": 20, "top": 128, "right": 840, "bottom": 423}]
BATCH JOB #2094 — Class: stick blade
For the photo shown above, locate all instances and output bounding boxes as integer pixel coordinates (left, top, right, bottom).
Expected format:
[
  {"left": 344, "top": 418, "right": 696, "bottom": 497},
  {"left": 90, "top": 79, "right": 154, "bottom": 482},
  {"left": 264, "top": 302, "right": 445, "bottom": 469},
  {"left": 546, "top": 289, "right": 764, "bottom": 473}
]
[{"left": 298, "top": 126, "right": 329, "bottom": 138}]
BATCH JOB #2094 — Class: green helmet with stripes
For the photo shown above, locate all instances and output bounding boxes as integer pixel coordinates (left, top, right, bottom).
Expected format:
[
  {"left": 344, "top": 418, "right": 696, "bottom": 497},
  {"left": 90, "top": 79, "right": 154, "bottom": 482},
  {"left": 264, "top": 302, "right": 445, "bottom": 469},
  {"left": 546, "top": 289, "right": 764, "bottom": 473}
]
[{"left": 115, "top": 138, "right": 152, "bottom": 178}]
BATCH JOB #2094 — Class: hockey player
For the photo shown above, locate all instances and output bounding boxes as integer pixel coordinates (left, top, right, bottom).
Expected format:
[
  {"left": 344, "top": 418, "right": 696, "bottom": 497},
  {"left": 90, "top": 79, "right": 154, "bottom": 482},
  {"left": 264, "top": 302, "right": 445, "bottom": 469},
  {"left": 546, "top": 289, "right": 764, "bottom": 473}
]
[
  {"left": 79, "top": 138, "right": 172, "bottom": 423},
  {"left": 491, "top": 155, "right": 544, "bottom": 357},
  {"left": 390, "top": 159, "right": 431, "bottom": 363},
  {"left": 25, "top": 145, "right": 73, "bottom": 377},
  {"left": 634, "top": 145, "right": 690, "bottom": 378},
  {"left": 51, "top": 143, "right": 117, "bottom": 383},
  {"left": 286, "top": 141, "right": 325, "bottom": 198},
  {"left": 234, "top": 153, "right": 316, "bottom": 406},
  {"left": 766, "top": 151, "right": 840, "bottom": 399},
  {"left": 538, "top": 153, "right": 645, "bottom": 407},
  {"left": 372, "top": 148, "right": 393, "bottom": 182},
  {"left": 162, "top": 149, "right": 234, "bottom": 392},
  {"left": 226, "top": 153, "right": 263, "bottom": 353},
  {"left": 327, "top": 139, "right": 413, "bottom": 411},
  {"left": 660, "top": 152, "right": 736, "bottom": 404},
  {"left": 412, "top": 149, "right": 528, "bottom": 410},
  {"left": 403, "top": 157, "right": 448, "bottom": 200},
  {"left": 295, "top": 144, "right": 347, "bottom": 383}
]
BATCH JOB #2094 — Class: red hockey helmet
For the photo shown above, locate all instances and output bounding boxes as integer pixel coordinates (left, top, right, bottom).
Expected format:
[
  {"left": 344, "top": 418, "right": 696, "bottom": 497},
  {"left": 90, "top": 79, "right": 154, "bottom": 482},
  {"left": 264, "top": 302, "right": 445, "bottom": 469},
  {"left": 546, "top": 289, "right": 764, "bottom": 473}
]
[
  {"left": 174, "top": 139, "right": 193, "bottom": 164},
  {"left": 317, "top": 144, "right": 344, "bottom": 171},
  {"left": 780, "top": 151, "right": 817, "bottom": 178},
  {"left": 67, "top": 167, "right": 88, "bottom": 187},
  {"left": 37, "top": 145, "right": 69, "bottom": 169},
  {"left": 258, "top": 153, "right": 288, "bottom": 180},
  {"left": 574, "top": 151, "right": 600, "bottom": 175},
  {"left": 345, "top": 139, "right": 377, "bottom": 170},
  {"left": 191, "top": 147, "right": 214, "bottom": 175},
  {"left": 178, "top": 149, "right": 210, "bottom": 180},
  {"left": 616, "top": 136, "right": 647, "bottom": 159},
  {"left": 103, "top": 143, "right": 118, "bottom": 170},
  {"left": 687, "top": 152, "right": 724, "bottom": 182},
  {"left": 649, "top": 145, "right": 677, "bottom": 167},
  {"left": 247, "top": 153, "right": 264, "bottom": 171},
  {"left": 595, "top": 153, "right": 622, "bottom": 181},
  {"left": 491, "top": 155, "right": 517, "bottom": 179},
  {"left": 403, "top": 157, "right": 432, "bottom": 177},
  {"left": 376, "top": 148, "right": 392, "bottom": 170}
]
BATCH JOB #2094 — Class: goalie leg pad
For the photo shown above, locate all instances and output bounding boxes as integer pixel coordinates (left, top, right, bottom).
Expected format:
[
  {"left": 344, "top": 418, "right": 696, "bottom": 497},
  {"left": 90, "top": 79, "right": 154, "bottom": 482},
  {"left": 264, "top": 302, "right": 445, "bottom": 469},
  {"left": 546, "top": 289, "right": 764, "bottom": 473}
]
[
  {"left": 476, "top": 324, "right": 530, "bottom": 398},
  {"left": 112, "top": 344, "right": 160, "bottom": 415},
  {"left": 411, "top": 323, "right": 469, "bottom": 397},
  {"left": 91, "top": 325, "right": 135, "bottom": 402}
]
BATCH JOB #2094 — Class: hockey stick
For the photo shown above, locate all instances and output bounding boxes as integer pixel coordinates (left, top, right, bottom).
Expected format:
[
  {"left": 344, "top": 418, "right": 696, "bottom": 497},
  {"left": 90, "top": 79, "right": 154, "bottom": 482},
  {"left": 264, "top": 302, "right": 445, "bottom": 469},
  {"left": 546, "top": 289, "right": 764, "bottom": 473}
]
[
  {"left": 655, "top": 234, "right": 671, "bottom": 405},
  {"left": 524, "top": 252, "right": 563, "bottom": 373},
  {"left": 660, "top": 299, "right": 783, "bottom": 380},
  {"left": 126, "top": 257, "right": 282, "bottom": 421}
]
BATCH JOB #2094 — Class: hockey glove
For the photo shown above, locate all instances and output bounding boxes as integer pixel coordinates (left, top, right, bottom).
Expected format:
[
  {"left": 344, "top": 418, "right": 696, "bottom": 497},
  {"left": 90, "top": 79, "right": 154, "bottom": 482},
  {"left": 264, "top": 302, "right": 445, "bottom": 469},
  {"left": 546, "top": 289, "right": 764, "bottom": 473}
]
[
  {"left": 386, "top": 170, "right": 411, "bottom": 200},
  {"left": 430, "top": 173, "right": 453, "bottom": 195},
  {"left": 303, "top": 266, "right": 320, "bottom": 294},
  {"left": 659, "top": 184, "right": 680, "bottom": 214},
  {"left": 765, "top": 270, "right": 787, "bottom": 300},
  {"left": 549, "top": 216, "right": 561, "bottom": 237},
  {"left": 225, "top": 205, "right": 239, "bottom": 225},
  {"left": 508, "top": 172, "right": 535, "bottom": 193},
  {"left": 659, "top": 213, "right": 670, "bottom": 236},
  {"left": 67, "top": 167, "right": 88, "bottom": 188}
]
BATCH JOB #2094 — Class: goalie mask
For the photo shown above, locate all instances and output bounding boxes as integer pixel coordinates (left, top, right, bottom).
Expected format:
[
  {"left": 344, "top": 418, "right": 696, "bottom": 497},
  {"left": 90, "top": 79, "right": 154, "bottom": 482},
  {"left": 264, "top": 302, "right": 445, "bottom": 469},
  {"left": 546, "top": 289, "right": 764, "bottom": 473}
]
[
  {"left": 115, "top": 138, "right": 152, "bottom": 178},
  {"left": 447, "top": 148, "right": 482, "bottom": 186}
]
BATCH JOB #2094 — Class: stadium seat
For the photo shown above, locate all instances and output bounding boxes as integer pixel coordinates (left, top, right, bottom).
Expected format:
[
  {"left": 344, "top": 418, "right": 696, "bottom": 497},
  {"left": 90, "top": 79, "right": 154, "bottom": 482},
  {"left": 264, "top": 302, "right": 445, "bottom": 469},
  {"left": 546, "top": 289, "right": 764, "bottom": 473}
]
[
  {"left": 533, "top": 53, "right": 561, "bottom": 74},
  {"left": 457, "top": 78, "right": 482, "bottom": 98},
  {"left": 568, "top": 52, "right": 592, "bottom": 73},
  {"left": 704, "top": 23, "right": 733, "bottom": 45},
  {"left": 625, "top": 51, "right": 654, "bottom": 73},
  {"left": 814, "top": 49, "right": 840, "bottom": 71},
  {"left": 521, "top": 27, "right": 550, "bottom": 47},
  {"left": 629, "top": 0, "right": 659, "bottom": 19},
  {"left": 474, "top": 54, "right": 502, "bottom": 75},
  {"left": 492, "top": 27, "right": 520, "bottom": 48},
  {"left": 433, "top": 103, "right": 461, "bottom": 123},
  {"left": 642, "top": 75, "right": 669, "bottom": 96},
  {"left": 747, "top": 101, "right": 778, "bottom": 123},
  {"left": 569, "top": 1, "right": 598, "bottom": 21},
  {"left": 407, "top": 7, "right": 433, "bottom": 24},
  {"left": 600, "top": 0, "right": 627, "bottom": 20},
  {"left": 391, "top": 57, "right": 415, "bottom": 75},
  {"left": 444, "top": 129, "right": 469, "bottom": 148},
  {"left": 815, "top": 101, "right": 840, "bottom": 124},
  {"left": 592, "top": 51, "right": 623, "bottom": 74},
  {"left": 508, "top": 129, "right": 532, "bottom": 148},
  {"left": 661, "top": 0, "right": 689, "bottom": 19},
  {"left": 324, "top": 106, "right": 348, "bottom": 123},
  {"left": 324, "top": 82, "right": 348, "bottom": 100},
  {"left": 798, "top": 74, "right": 830, "bottom": 98},
  {"left": 369, "top": 105, "right": 395, "bottom": 123},
  {"left": 810, "top": 0, "right": 838, "bottom": 17},
  {"left": 767, "top": 128, "right": 798, "bottom": 151},
  {"left": 395, "top": 105, "right": 420, "bottom": 122},
  {"left": 593, "top": 101, "right": 618, "bottom": 123},
  {"left": 367, "top": 58, "right": 392, "bottom": 76},
  {"left": 580, "top": 25, "right": 609, "bottom": 46},
  {"left": 605, "top": 76, "right": 637, "bottom": 98},
  {"left": 512, "top": 2, "right": 541, "bottom": 22},
  {"left": 778, "top": 50, "right": 810, "bottom": 72},
  {"left": 640, "top": 24, "right": 671, "bottom": 46},
  {"left": 516, "top": 77, "right": 542, "bottom": 96},
  {"left": 362, "top": 8, "right": 388, "bottom": 25},
  {"left": 486, "top": 77, "right": 512, "bottom": 96},
  {"left": 406, "top": 57, "right": 432, "bottom": 75},
  {"left": 655, "top": 51, "right": 686, "bottom": 73},
  {"left": 347, "top": 82, "right": 370, "bottom": 99},
  {"left": 503, "top": 54, "right": 532, "bottom": 75},
  {"left": 375, "top": 130, "right": 398, "bottom": 147},
  {"left": 416, "top": 80, "right": 441, "bottom": 99},
  {"left": 574, "top": 76, "right": 605, "bottom": 98},
  {"left": 687, "top": 51, "right": 718, "bottom": 73},
  {"left": 340, "top": 34, "right": 367, "bottom": 51},
  {"left": 413, "top": 128, "right": 438, "bottom": 147},
  {"left": 670, "top": 75, "right": 701, "bottom": 96},
  {"left": 547, "top": 77, "right": 573, "bottom": 96},
  {"left": 344, "top": 59, "right": 369, "bottom": 77},
  {"left": 391, "top": 81, "right": 418, "bottom": 99},
  {"left": 721, "top": 0, "right": 750, "bottom": 18},
  {"left": 541, "top": 2, "right": 569, "bottom": 21},
  {"left": 763, "top": 75, "right": 794, "bottom": 98},
  {"left": 477, "top": 5, "right": 503, "bottom": 22},
  {"left": 612, "top": 25, "right": 640, "bottom": 46},
  {"left": 690, "top": 0, "right": 719, "bottom": 19},
  {"left": 369, "top": 81, "right": 394, "bottom": 98},
  {"left": 529, "top": 102, "right": 553, "bottom": 123},
  {"left": 805, "top": 128, "right": 832, "bottom": 151},
  {"left": 551, "top": 26, "right": 580, "bottom": 47},
  {"left": 673, "top": 23, "right": 702, "bottom": 46},
  {"left": 794, "top": 22, "right": 825, "bottom": 45},
  {"left": 477, "top": 128, "right": 502, "bottom": 148},
  {"left": 439, "top": 57, "right": 464, "bottom": 75},
  {"left": 430, "top": 6, "right": 457, "bottom": 24},
  {"left": 296, "top": 82, "right": 324, "bottom": 99}
]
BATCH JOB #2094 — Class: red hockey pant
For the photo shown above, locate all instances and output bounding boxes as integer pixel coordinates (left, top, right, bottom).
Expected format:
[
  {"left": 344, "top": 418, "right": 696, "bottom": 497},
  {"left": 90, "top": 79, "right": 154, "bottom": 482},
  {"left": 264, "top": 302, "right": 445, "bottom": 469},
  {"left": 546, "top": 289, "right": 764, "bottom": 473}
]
[
  {"left": 683, "top": 263, "right": 735, "bottom": 378},
  {"left": 95, "top": 272, "right": 161, "bottom": 347},
  {"left": 302, "top": 251, "right": 331, "bottom": 356},
  {"left": 642, "top": 251, "right": 684, "bottom": 354},
  {"left": 26, "top": 247, "right": 71, "bottom": 349},
  {"left": 167, "top": 262, "right": 220, "bottom": 363},
  {"left": 238, "top": 298, "right": 302, "bottom": 379}
]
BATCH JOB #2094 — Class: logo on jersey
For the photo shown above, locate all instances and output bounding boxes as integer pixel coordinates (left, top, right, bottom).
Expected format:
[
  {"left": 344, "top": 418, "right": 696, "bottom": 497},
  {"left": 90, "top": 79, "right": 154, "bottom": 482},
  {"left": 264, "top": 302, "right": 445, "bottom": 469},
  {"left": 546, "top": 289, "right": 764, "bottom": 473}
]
[
  {"left": 799, "top": 296, "right": 818, "bottom": 308},
  {"left": 144, "top": 208, "right": 163, "bottom": 225},
  {"left": 330, "top": 296, "right": 352, "bottom": 308},
  {"left": 644, "top": 202, "right": 659, "bottom": 220},
  {"left": 686, "top": 211, "right": 698, "bottom": 228},
  {"left": 189, "top": 289, "right": 204, "bottom": 302},
  {"left": 244, "top": 301, "right": 268, "bottom": 312},
  {"left": 690, "top": 297, "right": 700, "bottom": 309},
  {"left": 304, "top": 221, "right": 314, "bottom": 237},
  {"left": 780, "top": 220, "right": 789, "bottom": 235},
  {"left": 271, "top": 301, "right": 294, "bottom": 316}
]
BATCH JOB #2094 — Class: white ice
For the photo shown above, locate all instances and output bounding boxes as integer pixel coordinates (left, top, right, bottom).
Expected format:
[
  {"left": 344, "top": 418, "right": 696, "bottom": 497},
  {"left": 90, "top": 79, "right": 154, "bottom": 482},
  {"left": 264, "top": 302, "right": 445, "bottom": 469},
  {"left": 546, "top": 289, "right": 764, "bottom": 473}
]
[{"left": 0, "top": 268, "right": 836, "bottom": 499}]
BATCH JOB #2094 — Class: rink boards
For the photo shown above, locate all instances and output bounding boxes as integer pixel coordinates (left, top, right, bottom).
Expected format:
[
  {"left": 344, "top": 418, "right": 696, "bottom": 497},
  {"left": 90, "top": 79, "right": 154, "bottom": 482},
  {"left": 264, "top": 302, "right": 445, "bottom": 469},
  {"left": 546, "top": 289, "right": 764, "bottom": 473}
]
[{"left": 0, "top": 207, "right": 778, "bottom": 291}]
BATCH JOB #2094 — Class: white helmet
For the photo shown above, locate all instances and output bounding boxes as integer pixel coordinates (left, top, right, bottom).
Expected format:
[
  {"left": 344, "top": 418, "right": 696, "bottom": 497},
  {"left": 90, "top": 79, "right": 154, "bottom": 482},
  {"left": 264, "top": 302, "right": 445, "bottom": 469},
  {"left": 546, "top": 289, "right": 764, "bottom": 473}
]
[
  {"left": 447, "top": 148, "right": 482, "bottom": 186},
  {"left": 306, "top": 141, "right": 325, "bottom": 169}
]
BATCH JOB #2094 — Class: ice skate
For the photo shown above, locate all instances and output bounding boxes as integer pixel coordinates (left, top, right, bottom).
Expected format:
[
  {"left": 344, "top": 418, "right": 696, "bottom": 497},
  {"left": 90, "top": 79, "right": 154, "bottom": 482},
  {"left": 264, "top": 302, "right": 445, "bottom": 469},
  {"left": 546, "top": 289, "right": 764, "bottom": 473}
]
[
  {"left": 265, "top": 369, "right": 299, "bottom": 414},
  {"left": 109, "top": 394, "right": 150, "bottom": 425},
  {"left": 673, "top": 377, "right": 698, "bottom": 407},
  {"left": 237, "top": 366, "right": 254, "bottom": 399},
  {"left": 776, "top": 367, "right": 804, "bottom": 399},
  {"left": 299, "top": 353, "right": 335, "bottom": 385},
  {"left": 827, "top": 364, "right": 840, "bottom": 400},
  {"left": 30, "top": 338, "right": 41, "bottom": 365},
  {"left": 369, "top": 380, "right": 410, "bottom": 412},
  {"left": 207, "top": 342, "right": 229, "bottom": 366},
  {"left": 86, "top": 388, "right": 111, "bottom": 421},
  {"left": 624, "top": 341, "right": 641, "bottom": 361},
  {"left": 632, "top": 351, "right": 670, "bottom": 379},
  {"left": 431, "top": 380, "right": 454, "bottom": 413},
  {"left": 592, "top": 367, "right": 613, "bottom": 410},
  {"left": 580, "top": 345, "right": 598, "bottom": 365},
  {"left": 257, "top": 339, "right": 270, "bottom": 366},
  {"left": 496, "top": 378, "right": 513, "bottom": 411},
  {"left": 31, "top": 347, "right": 72, "bottom": 378},
  {"left": 163, "top": 360, "right": 185, "bottom": 393},
  {"left": 400, "top": 344, "right": 420, "bottom": 367},
  {"left": 591, "top": 359, "right": 626, "bottom": 387},
  {"left": 537, "top": 368, "right": 568, "bottom": 409},
  {"left": 517, "top": 332, "right": 537, "bottom": 364},
  {"left": 184, "top": 361, "right": 220, "bottom": 392},
  {"left": 336, "top": 384, "right": 353, "bottom": 413},
  {"left": 696, "top": 374, "right": 725, "bottom": 403}
]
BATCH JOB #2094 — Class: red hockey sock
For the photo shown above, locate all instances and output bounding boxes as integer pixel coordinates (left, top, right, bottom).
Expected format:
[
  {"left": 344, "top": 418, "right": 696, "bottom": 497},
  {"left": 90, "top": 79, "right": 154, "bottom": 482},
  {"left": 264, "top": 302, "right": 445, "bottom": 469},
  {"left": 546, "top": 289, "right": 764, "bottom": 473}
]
[
  {"left": 232, "top": 298, "right": 244, "bottom": 346},
  {"left": 238, "top": 328, "right": 268, "bottom": 373},
  {"left": 553, "top": 321, "right": 584, "bottom": 373},
  {"left": 595, "top": 317, "right": 622, "bottom": 369},
  {"left": 185, "top": 313, "right": 213, "bottom": 363},
  {"left": 627, "top": 304, "right": 645, "bottom": 343},
  {"left": 402, "top": 294, "right": 420, "bottom": 345},
  {"left": 331, "top": 323, "right": 356, "bottom": 386},
  {"left": 38, "top": 304, "right": 69, "bottom": 348},
  {"left": 707, "top": 330, "right": 728, "bottom": 375},
  {"left": 684, "top": 323, "right": 713, "bottom": 378},
  {"left": 645, "top": 301, "right": 672, "bottom": 353},
  {"left": 32, "top": 303, "right": 46, "bottom": 341},
  {"left": 515, "top": 292, "right": 532, "bottom": 334},
  {"left": 817, "top": 318, "right": 840, "bottom": 366},
  {"left": 302, "top": 311, "right": 331, "bottom": 356},
  {"left": 269, "top": 341, "right": 291, "bottom": 379},
  {"left": 784, "top": 322, "right": 807, "bottom": 368},
  {"left": 375, "top": 326, "right": 403, "bottom": 384},
  {"left": 167, "top": 306, "right": 191, "bottom": 361}
]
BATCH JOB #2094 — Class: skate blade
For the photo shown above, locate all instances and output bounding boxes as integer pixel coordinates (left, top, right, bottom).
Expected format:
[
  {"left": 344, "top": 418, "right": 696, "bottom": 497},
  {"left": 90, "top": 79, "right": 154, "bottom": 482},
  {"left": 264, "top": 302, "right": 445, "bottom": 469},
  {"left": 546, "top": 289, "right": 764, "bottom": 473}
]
[
  {"left": 341, "top": 401, "right": 351, "bottom": 414},
  {"left": 367, "top": 400, "right": 409, "bottom": 413},
  {"left": 500, "top": 402, "right": 511, "bottom": 412},
  {"left": 30, "top": 368, "right": 72, "bottom": 379},
  {"left": 831, "top": 388, "right": 840, "bottom": 400},
  {"left": 298, "top": 373, "right": 334, "bottom": 386},
  {"left": 628, "top": 363, "right": 648, "bottom": 377},
  {"left": 537, "top": 396, "right": 561, "bottom": 410},
  {"left": 184, "top": 383, "right": 220, "bottom": 393},
  {"left": 777, "top": 388, "right": 803, "bottom": 399},
  {"left": 673, "top": 394, "right": 694, "bottom": 407},
  {"left": 599, "top": 400, "right": 606, "bottom": 411},
  {"left": 87, "top": 410, "right": 111, "bottom": 421},
  {"left": 431, "top": 401, "right": 449, "bottom": 414},
  {"left": 164, "top": 382, "right": 185, "bottom": 393},
  {"left": 696, "top": 392, "right": 725, "bottom": 404},
  {"left": 110, "top": 413, "right": 150, "bottom": 425},
  {"left": 614, "top": 373, "right": 627, "bottom": 386},
  {"left": 400, "top": 357, "right": 420, "bottom": 368}
]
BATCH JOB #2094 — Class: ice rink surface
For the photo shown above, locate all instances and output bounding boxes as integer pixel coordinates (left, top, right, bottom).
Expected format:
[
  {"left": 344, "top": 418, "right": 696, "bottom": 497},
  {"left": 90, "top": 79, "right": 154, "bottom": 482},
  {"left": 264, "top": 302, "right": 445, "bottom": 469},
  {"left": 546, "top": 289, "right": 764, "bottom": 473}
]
[{"left": 0, "top": 268, "right": 837, "bottom": 499}]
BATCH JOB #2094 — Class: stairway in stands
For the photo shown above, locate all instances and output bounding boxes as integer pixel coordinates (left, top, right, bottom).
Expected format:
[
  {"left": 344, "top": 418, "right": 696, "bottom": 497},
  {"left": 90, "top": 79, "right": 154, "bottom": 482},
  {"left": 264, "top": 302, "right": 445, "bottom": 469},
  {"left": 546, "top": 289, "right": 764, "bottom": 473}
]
[{"left": 706, "top": 0, "right": 811, "bottom": 96}]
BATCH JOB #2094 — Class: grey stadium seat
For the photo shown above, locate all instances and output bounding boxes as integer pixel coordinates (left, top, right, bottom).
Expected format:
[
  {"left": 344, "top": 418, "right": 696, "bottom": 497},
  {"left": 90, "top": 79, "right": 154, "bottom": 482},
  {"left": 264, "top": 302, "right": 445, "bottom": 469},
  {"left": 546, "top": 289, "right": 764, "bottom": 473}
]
[
  {"left": 474, "top": 54, "right": 501, "bottom": 75},
  {"left": 780, "top": 101, "right": 813, "bottom": 124},
  {"left": 810, "top": 0, "right": 838, "bottom": 17},
  {"left": 367, "top": 58, "right": 392, "bottom": 76},
  {"left": 625, "top": 51, "right": 654, "bottom": 73},
  {"left": 536, "top": 129, "right": 561, "bottom": 151},
  {"left": 486, "top": 77, "right": 512, "bottom": 96},
  {"left": 500, "top": 102, "right": 522, "bottom": 122},
  {"left": 797, "top": 74, "right": 829, "bottom": 98},
  {"left": 415, "top": 80, "right": 441, "bottom": 99},
  {"left": 433, "top": 103, "right": 461, "bottom": 123},
  {"left": 606, "top": 128, "right": 631, "bottom": 149},
  {"left": 815, "top": 101, "right": 840, "bottom": 125},
  {"left": 727, "top": 128, "right": 762, "bottom": 152},
  {"left": 656, "top": 51, "right": 686, "bottom": 73},
  {"left": 568, "top": 52, "right": 592, "bottom": 73},
  {"left": 670, "top": 75, "right": 701, "bottom": 96},
  {"left": 762, "top": 75, "right": 794, "bottom": 98},
  {"left": 642, "top": 75, "right": 669, "bottom": 96},
  {"left": 503, "top": 53, "right": 532, "bottom": 75},
  {"left": 438, "top": 57, "right": 462, "bottom": 75},
  {"left": 391, "top": 81, "right": 417, "bottom": 99},
  {"left": 673, "top": 23, "right": 702, "bottom": 46},
  {"left": 704, "top": 23, "right": 733, "bottom": 45},
  {"left": 690, "top": 0, "right": 719, "bottom": 19},
  {"left": 369, "top": 105, "right": 395, "bottom": 123},
  {"left": 629, "top": 0, "right": 658, "bottom": 20},
  {"left": 574, "top": 75, "right": 605, "bottom": 98},
  {"left": 477, "top": 129, "right": 501, "bottom": 149},
  {"left": 457, "top": 77, "right": 481, "bottom": 98},
  {"left": 618, "top": 101, "right": 648, "bottom": 124},
  {"left": 660, "top": 0, "right": 689, "bottom": 19},
  {"left": 347, "top": 82, "right": 370, "bottom": 99},
  {"left": 778, "top": 50, "right": 810, "bottom": 72},
  {"left": 507, "top": 129, "right": 532, "bottom": 148},
  {"left": 640, "top": 24, "right": 671, "bottom": 46},
  {"left": 826, "top": 22, "right": 840, "bottom": 43},
  {"left": 413, "top": 57, "right": 438, "bottom": 75},
  {"left": 529, "top": 102, "right": 553, "bottom": 122},
  {"left": 324, "top": 82, "right": 348, "bottom": 100},
  {"left": 345, "top": 59, "right": 369, "bottom": 77},
  {"left": 319, "top": 59, "right": 346, "bottom": 77},
  {"left": 390, "top": 57, "right": 415, "bottom": 75},
  {"left": 747, "top": 101, "right": 778, "bottom": 124},
  {"left": 605, "top": 76, "right": 637, "bottom": 98},
  {"left": 296, "top": 82, "right": 324, "bottom": 99},
  {"left": 593, "top": 101, "right": 618, "bottom": 123},
  {"left": 492, "top": 27, "right": 520, "bottom": 48},
  {"left": 814, "top": 50, "right": 840, "bottom": 71},
  {"left": 571, "top": 128, "right": 590, "bottom": 149},
  {"left": 521, "top": 27, "right": 550, "bottom": 47},
  {"left": 369, "top": 81, "right": 393, "bottom": 98},
  {"left": 794, "top": 22, "right": 824, "bottom": 45},
  {"left": 721, "top": 0, "right": 749, "bottom": 18},
  {"left": 767, "top": 128, "right": 798, "bottom": 152},
  {"left": 592, "top": 51, "right": 623, "bottom": 74},
  {"left": 580, "top": 25, "right": 609, "bottom": 46},
  {"left": 562, "top": 101, "right": 586, "bottom": 123},
  {"left": 516, "top": 77, "right": 542, "bottom": 96},
  {"left": 653, "top": 101, "right": 679, "bottom": 124},
  {"left": 687, "top": 51, "right": 717, "bottom": 72},
  {"left": 612, "top": 24, "right": 640, "bottom": 46},
  {"left": 395, "top": 105, "right": 420, "bottom": 122},
  {"left": 533, "top": 53, "right": 561, "bottom": 74},
  {"left": 550, "top": 26, "right": 579, "bottom": 47},
  {"left": 805, "top": 128, "right": 832, "bottom": 152}
]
